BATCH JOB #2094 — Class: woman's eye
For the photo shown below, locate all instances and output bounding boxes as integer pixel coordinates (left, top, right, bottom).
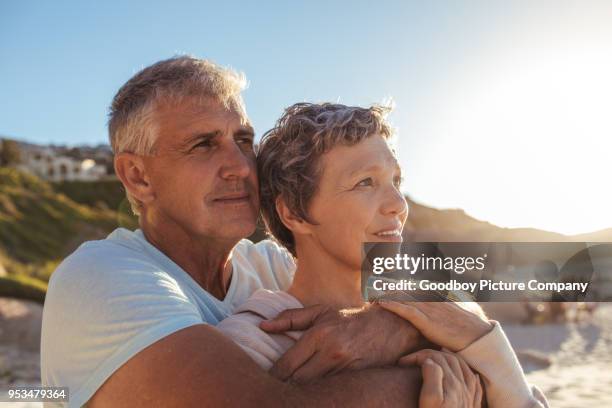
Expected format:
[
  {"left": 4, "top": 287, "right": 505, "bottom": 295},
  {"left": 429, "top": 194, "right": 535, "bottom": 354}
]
[
  {"left": 355, "top": 177, "right": 374, "bottom": 187},
  {"left": 394, "top": 176, "right": 404, "bottom": 188}
]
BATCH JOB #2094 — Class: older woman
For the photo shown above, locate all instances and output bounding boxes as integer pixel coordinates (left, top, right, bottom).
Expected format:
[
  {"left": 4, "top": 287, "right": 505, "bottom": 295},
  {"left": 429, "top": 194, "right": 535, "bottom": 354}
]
[{"left": 217, "top": 102, "right": 548, "bottom": 407}]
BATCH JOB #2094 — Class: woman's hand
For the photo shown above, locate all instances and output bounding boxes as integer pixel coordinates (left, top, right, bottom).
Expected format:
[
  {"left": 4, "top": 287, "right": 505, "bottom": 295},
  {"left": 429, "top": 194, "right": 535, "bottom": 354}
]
[
  {"left": 378, "top": 300, "right": 494, "bottom": 351},
  {"left": 402, "top": 349, "right": 483, "bottom": 408}
]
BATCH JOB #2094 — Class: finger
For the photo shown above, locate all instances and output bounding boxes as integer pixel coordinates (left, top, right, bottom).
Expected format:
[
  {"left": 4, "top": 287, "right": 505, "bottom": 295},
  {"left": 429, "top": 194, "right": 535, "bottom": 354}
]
[
  {"left": 290, "top": 351, "right": 336, "bottom": 384},
  {"left": 377, "top": 301, "right": 429, "bottom": 329},
  {"left": 420, "top": 358, "right": 444, "bottom": 403},
  {"left": 453, "top": 354, "right": 477, "bottom": 395},
  {"left": 400, "top": 348, "right": 459, "bottom": 394},
  {"left": 397, "top": 349, "right": 442, "bottom": 367},
  {"left": 473, "top": 374, "right": 483, "bottom": 408},
  {"left": 427, "top": 353, "right": 456, "bottom": 394},
  {"left": 260, "top": 305, "right": 326, "bottom": 333},
  {"left": 403, "top": 350, "right": 455, "bottom": 391},
  {"left": 269, "top": 330, "right": 318, "bottom": 380},
  {"left": 326, "top": 357, "right": 359, "bottom": 377},
  {"left": 440, "top": 352, "right": 466, "bottom": 387}
]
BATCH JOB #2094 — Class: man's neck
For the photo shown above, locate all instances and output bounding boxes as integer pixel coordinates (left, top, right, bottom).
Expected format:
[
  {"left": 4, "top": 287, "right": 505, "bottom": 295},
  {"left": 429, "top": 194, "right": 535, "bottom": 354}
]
[
  {"left": 288, "top": 243, "right": 363, "bottom": 309},
  {"left": 140, "top": 212, "right": 237, "bottom": 300}
]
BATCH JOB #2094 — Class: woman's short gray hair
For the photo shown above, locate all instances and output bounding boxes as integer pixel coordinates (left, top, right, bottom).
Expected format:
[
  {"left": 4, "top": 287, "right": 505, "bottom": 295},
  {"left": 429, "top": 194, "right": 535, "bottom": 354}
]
[
  {"left": 108, "top": 55, "right": 248, "bottom": 214},
  {"left": 257, "top": 102, "right": 395, "bottom": 256}
]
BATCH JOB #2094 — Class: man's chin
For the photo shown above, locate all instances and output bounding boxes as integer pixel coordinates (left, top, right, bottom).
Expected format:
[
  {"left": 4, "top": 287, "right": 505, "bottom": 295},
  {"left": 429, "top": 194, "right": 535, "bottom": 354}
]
[
  {"left": 232, "top": 220, "right": 257, "bottom": 238},
  {"left": 214, "top": 217, "right": 258, "bottom": 241}
]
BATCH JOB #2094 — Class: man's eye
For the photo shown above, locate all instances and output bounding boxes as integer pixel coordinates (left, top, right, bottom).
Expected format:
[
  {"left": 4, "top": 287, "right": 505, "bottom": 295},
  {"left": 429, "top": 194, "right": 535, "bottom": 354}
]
[
  {"left": 355, "top": 177, "right": 374, "bottom": 188},
  {"left": 238, "top": 138, "right": 254, "bottom": 146},
  {"left": 194, "top": 140, "right": 213, "bottom": 149},
  {"left": 237, "top": 138, "right": 255, "bottom": 153}
]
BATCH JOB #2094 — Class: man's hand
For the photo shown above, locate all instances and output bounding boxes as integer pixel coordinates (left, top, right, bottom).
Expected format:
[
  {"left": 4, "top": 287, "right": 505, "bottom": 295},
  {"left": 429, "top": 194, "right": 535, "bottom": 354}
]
[
  {"left": 378, "top": 301, "right": 494, "bottom": 351},
  {"left": 401, "top": 349, "right": 483, "bottom": 408},
  {"left": 259, "top": 303, "right": 429, "bottom": 383}
]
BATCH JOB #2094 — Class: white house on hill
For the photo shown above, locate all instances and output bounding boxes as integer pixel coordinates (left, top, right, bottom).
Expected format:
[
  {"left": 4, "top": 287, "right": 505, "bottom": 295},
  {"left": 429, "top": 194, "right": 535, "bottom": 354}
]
[{"left": 18, "top": 146, "right": 108, "bottom": 182}]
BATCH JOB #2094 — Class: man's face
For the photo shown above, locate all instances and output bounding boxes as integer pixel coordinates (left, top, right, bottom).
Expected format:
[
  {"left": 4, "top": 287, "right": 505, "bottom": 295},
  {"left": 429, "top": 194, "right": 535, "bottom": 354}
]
[
  {"left": 304, "top": 134, "right": 408, "bottom": 269},
  {"left": 142, "top": 97, "right": 259, "bottom": 243}
]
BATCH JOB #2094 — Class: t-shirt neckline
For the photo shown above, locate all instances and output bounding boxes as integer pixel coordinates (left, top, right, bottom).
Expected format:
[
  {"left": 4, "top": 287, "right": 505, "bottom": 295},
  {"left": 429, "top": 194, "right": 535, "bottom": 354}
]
[{"left": 130, "top": 228, "right": 241, "bottom": 308}]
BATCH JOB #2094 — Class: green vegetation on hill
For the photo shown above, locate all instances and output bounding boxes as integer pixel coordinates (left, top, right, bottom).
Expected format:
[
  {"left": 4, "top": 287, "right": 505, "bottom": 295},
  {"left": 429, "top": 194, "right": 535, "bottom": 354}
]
[
  {"left": 0, "top": 275, "right": 46, "bottom": 303},
  {"left": 0, "top": 168, "right": 138, "bottom": 301},
  {"left": 53, "top": 178, "right": 128, "bottom": 211}
]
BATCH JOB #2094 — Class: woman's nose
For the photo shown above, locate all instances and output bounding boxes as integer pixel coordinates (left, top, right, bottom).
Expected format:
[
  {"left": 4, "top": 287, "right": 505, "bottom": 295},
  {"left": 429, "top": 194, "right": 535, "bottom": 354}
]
[{"left": 381, "top": 185, "right": 409, "bottom": 218}]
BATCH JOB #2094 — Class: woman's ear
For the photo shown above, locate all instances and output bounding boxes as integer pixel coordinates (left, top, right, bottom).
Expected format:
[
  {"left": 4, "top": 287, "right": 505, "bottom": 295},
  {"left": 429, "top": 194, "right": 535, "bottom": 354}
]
[
  {"left": 275, "top": 196, "right": 312, "bottom": 235},
  {"left": 114, "top": 152, "right": 155, "bottom": 206}
]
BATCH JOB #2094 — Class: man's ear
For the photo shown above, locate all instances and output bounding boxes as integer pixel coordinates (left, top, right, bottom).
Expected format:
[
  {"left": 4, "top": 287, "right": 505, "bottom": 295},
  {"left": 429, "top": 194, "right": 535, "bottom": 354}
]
[
  {"left": 275, "top": 196, "right": 312, "bottom": 235},
  {"left": 114, "top": 152, "right": 155, "bottom": 205}
]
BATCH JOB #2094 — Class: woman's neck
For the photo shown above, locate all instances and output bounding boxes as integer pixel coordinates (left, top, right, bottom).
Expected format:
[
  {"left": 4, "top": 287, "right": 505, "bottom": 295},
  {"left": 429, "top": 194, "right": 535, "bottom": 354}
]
[{"left": 287, "top": 245, "right": 363, "bottom": 309}]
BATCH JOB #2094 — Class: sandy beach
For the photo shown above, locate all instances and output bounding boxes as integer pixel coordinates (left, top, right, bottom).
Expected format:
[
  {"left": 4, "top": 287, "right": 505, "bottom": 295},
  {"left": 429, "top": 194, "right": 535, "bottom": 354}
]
[
  {"left": 505, "top": 304, "right": 612, "bottom": 407},
  {"left": 1, "top": 297, "right": 611, "bottom": 407},
  {"left": 0, "top": 298, "right": 43, "bottom": 407}
]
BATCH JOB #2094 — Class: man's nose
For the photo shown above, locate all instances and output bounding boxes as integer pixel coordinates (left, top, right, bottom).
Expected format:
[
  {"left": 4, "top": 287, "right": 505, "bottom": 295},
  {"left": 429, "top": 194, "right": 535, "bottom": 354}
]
[
  {"left": 380, "top": 185, "right": 408, "bottom": 218},
  {"left": 219, "top": 142, "right": 252, "bottom": 180}
]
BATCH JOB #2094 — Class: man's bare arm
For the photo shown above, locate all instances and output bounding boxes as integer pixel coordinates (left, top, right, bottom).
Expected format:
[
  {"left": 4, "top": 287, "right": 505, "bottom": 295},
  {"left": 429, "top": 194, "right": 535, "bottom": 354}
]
[{"left": 88, "top": 324, "right": 421, "bottom": 407}]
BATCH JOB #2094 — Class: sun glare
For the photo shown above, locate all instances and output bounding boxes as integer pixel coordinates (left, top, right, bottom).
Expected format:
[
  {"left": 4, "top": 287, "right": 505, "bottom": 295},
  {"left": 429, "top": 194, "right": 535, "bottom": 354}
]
[{"left": 401, "top": 7, "right": 612, "bottom": 235}]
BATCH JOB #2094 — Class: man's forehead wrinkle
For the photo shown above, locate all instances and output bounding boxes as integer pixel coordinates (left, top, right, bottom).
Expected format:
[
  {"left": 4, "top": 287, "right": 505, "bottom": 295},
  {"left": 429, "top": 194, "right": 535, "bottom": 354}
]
[
  {"left": 181, "top": 107, "right": 250, "bottom": 136},
  {"left": 181, "top": 96, "right": 248, "bottom": 121},
  {"left": 150, "top": 99, "right": 253, "bottom": 157}
]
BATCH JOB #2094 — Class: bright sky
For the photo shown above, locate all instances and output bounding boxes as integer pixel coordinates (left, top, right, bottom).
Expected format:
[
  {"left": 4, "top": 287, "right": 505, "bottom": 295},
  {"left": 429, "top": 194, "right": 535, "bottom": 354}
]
[{"left": 1, "top": 1, "right": 610, "bottom": 235}]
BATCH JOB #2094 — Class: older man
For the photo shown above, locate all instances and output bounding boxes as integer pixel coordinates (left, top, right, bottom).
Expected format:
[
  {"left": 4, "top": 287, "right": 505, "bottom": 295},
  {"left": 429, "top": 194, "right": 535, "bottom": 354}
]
[{"left": 40, "top": 56, "right": 429, "bottom": 407}]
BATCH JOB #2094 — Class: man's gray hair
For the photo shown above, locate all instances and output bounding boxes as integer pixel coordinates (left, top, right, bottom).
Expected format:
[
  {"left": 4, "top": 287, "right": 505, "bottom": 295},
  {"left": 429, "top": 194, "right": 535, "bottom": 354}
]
[{"left": 108, "top": 55, "right": 248, "bottom": 215}]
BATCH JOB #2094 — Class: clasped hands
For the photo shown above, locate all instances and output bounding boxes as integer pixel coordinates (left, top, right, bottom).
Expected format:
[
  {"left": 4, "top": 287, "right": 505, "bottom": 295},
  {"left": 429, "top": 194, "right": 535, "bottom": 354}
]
[{"left": 260, "top": 300, "right": 494, "bottom": 407}]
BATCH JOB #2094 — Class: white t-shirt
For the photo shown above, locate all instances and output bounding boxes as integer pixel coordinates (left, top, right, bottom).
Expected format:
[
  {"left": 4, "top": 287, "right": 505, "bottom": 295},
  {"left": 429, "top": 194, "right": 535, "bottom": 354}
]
[{"left": 40, "top": 228, "right": 295, "bottom": 408}]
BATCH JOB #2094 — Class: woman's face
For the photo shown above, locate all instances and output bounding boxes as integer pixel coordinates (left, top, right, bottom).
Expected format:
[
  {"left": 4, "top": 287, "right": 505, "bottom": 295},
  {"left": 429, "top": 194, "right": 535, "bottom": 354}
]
[{"left": 303, "top": 134, "right": 408, "bottom": 270}]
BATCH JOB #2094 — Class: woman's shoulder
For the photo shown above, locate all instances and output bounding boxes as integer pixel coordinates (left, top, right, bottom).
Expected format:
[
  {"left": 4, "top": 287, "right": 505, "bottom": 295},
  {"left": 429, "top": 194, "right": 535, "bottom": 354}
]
[
  {"left": 234, "top": 289, "right": 302, "bottom": 319},
  {"left": 216, "top": 290, "right": 303, "bottom": 369}
]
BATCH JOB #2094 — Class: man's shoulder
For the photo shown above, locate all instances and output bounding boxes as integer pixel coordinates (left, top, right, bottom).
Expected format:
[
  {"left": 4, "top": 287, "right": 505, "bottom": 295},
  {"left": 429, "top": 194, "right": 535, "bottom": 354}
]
[
  {"left": 49, "top": 228, "right": 164, "bottom": 290},
  {"left": 40, "top": 229, "right": 208, "bottom": 407}
]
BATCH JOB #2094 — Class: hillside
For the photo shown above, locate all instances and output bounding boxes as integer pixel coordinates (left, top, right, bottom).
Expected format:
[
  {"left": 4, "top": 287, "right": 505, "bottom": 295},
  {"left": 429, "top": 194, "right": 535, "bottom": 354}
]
[
  {"left": 0, "top": 168, "right": 137, "bottom": 301},
  {"left": 403, "top": 197, "right": 612, "bottom": 242}
]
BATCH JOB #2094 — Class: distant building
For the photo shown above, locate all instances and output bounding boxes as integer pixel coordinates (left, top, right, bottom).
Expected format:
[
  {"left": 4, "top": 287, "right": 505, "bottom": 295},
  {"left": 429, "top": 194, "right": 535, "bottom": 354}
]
[{"left": 17, "top": 146, "right": 108, "bottom": 182}]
